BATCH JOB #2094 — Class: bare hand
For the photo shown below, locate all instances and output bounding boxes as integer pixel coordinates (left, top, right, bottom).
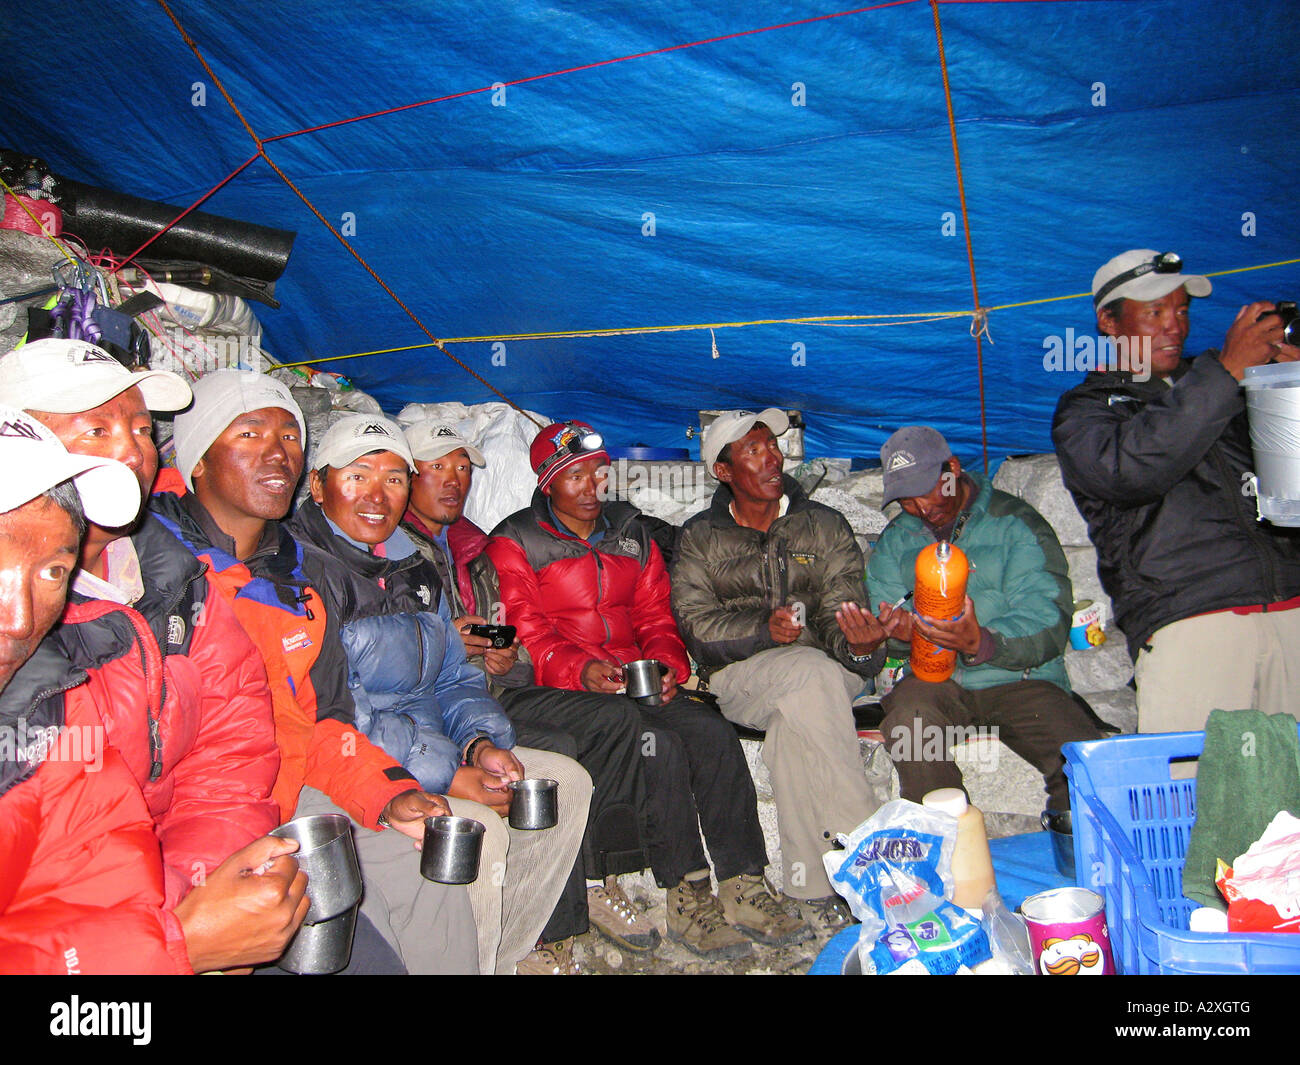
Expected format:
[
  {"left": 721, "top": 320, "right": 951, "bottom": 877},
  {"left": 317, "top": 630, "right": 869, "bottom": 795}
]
[
  {"left": 482, "top": 641, "right": 520, "bottom": 677},
  {"left": 768, "top": 606, "right": 803, "bottom": 645},
  {"left": 1220, "top": 302, "right": 1300, "bottom": 380},
  {"left": 581, "top": 659, "right": 625, "bottom": 693},
  {"left": 475, "top": 744, "right": 524, "bottom": 783},
  {"left": 877, "top": 600, "right": 914, "bottom": 643},
  {"left": 382, "top": 788, "right": 451, "bottom": 844},
  {"left": 835, "top": 601, "right": 886, "bottom": 656},
  {"left": 455, "top": 615, "right": 494, "bottom": 655},
  {"left": 660, "top": 665, "right": 679, "bottom": 704},
  {"left": 912, "top": 595, "right": 981, "bottom": 655},
  {"left": 449, "top": 766, "right": 514, "bottom": 817},
  {"left": 174, "top": 835, "right": 310, "bottom": 974}
]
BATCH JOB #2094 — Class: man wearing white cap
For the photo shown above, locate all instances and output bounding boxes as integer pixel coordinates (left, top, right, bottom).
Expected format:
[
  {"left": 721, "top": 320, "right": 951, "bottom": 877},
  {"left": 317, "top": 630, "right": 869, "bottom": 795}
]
[
  {"left": 157, "top": 371, "right": 476, "bottom": 974},
  {"left": 0, "top": 339, "right": 288, "bottom": 973},
  {"left": 0, "top": 405, "right": 307, "bottom": 972},
  {"left": 285, "top": 413, "right": 590, "bottom": 975},
  {"left": 1053, "top": 251, "right": 1300, "bottom": 732},
  {"left": 672, "top": 408, "right": 883, "bottom": 932}
]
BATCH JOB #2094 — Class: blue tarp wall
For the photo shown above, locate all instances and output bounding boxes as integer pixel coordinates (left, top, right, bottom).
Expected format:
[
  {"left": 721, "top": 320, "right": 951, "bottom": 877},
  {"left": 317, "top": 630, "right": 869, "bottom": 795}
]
[{"left": 6, "top": 0, "right": 1299, "bottom": 463}]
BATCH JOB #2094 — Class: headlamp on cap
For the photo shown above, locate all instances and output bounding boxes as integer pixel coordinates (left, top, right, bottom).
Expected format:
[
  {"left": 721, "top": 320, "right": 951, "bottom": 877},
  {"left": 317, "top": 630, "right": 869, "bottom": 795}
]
[
  {"left": 537, "top": 422, "right": 604, "bottom": 480},
  {"left": 1094, "top": 251, "right": 1183, "bottom": 310}
]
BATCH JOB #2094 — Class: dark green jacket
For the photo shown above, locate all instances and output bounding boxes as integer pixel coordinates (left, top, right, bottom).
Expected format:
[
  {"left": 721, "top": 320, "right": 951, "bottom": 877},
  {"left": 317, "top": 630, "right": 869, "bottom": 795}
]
[
  {"left": 865, "top": 473, "right": 1073, "bottom": 692},
  {"left": 671, "top": 475, "right": 881, "bottom": 680}
]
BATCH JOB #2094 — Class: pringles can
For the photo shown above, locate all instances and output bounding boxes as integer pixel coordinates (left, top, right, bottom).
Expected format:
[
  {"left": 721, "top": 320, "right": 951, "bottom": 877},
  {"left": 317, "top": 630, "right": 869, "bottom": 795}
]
[{"left": 1021, "top": 886, "right": 1114, "bottom": 975}]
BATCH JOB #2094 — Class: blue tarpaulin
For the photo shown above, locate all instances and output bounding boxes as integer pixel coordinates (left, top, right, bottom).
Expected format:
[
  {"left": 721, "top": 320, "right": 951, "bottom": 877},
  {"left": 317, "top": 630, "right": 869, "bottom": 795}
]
[{"left": 6, "top": 0, "right": 1299, "bottom": 463}]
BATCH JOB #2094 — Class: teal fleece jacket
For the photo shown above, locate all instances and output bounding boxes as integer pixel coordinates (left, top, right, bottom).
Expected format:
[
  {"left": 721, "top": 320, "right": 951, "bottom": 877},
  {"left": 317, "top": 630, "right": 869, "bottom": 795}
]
[{"left": 865, "top": 473, "right": 1073, "bottom": 693}]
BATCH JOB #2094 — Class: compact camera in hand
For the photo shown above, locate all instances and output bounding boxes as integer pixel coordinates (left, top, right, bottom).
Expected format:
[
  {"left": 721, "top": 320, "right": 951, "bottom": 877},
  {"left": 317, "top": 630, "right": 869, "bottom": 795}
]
[{"left": 466, "top": 624, "right": 517, "bottom": 648}]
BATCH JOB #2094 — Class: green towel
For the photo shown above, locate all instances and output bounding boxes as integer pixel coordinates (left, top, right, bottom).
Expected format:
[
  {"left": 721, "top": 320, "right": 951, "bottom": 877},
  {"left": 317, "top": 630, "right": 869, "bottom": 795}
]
[{"left": 1182, "top": 709, "right": 1300, "bottom": 910}]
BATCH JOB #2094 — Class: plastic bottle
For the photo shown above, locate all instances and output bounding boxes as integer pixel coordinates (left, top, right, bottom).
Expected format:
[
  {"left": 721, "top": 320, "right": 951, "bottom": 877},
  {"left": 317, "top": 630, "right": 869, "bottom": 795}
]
[
  {"left": 923, "top": 787, "right": 996, "bottom": 910},
  {"left": 910, "top": 540, "right": 969, "bottom": 683}
]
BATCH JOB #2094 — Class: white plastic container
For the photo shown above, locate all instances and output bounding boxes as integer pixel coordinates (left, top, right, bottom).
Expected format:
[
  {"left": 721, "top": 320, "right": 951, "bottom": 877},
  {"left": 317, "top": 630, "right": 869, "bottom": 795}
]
[{"left": 1241, "top": 362, "right": 1300, "bottom": 526}]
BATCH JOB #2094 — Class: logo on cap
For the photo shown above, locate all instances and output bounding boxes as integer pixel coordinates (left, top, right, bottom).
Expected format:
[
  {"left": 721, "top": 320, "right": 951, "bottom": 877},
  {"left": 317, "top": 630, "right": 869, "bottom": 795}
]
[
  {"left": 886, "top": 450, "right": 915, "bottom": 472},
  {"left": 0, "top": 417, "right": 40, "bottom": 440},
  {"left": 360, "top": 423, "right": 389, "bottom": 436},
  {"left": 77, "top": 346, "right": 118, "bottom": 364},
  {"left": 435, "top": 426, "right": 457, "bottom": 438}
]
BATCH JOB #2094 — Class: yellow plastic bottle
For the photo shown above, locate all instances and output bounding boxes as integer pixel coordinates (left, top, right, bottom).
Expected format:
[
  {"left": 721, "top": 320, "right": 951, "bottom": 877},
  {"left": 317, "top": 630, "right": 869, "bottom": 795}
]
[
  {"left": 923, "top": 787, "right": 996, "bottom": 910},
  {"left": 910, "top": 540, "right": 969, "bottom": 683}
]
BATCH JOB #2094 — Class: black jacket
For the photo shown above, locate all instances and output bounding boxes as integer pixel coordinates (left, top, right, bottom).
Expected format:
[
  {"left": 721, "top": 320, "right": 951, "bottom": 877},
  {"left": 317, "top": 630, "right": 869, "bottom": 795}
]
[{"left": 1052, "top": 354, "right": 1300, "bottom": 657}]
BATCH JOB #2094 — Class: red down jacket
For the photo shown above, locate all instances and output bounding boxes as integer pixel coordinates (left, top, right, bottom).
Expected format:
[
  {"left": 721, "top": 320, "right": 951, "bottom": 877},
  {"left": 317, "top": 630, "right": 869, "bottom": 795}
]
[
  {"left": 58, "top": 515, "right": 280, "bottom": 907},
  {"left": 485, "top": 493, "right": 690, "bottom": 691},
  {"left": 0, "top": 621, "right": 191, "bottom": 975}
]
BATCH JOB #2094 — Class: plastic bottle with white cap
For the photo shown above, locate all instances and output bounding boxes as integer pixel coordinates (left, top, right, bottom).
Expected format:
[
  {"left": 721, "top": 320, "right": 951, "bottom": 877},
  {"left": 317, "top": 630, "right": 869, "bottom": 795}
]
[{"left": 923, "top": 787, "right": 996, "bottom": 910}]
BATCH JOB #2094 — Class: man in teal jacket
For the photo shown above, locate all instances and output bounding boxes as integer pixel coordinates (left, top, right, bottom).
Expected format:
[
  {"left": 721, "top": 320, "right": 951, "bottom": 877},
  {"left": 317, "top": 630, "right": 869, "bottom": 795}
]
[{"left": 864, "top": 426, "right": 1098, "bottom": 811}]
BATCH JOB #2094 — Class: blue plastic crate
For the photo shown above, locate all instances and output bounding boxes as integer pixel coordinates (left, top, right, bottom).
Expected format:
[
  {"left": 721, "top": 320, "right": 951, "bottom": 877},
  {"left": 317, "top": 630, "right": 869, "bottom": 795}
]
[{"left": 1064, "top": 729, "right": 1300, "bottom": 975}]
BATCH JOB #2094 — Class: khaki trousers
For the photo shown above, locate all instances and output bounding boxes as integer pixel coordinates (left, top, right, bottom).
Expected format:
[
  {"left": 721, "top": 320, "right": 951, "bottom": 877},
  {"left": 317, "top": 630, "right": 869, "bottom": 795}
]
[
  {"left": 447, "top": 746, "right": 591, "bottom": 974},
  {"left": 1136, "top": 609, "right": 1300, "bottom": 733},
  {"left": 708, "top": 645, "right": 877, "bottom": 900}
]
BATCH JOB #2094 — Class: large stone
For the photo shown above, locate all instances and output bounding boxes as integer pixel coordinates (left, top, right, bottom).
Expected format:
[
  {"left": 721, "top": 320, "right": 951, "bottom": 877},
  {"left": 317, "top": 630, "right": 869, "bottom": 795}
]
[
  {"left": 1079, "top": 687, "right": 1139, "bottom": 735},
  {"left": 1065, "top": 641, "right": 1134, "bottom": 694},
  {"left": 993, "top": 453, "right": 1092, "bottom": 547},
  {"left": 1064, "top": 545, "right": 1109, "bottom": 609}
]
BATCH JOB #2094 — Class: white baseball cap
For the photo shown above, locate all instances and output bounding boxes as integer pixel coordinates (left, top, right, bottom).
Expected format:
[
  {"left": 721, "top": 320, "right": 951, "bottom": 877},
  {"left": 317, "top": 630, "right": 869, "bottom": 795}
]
[
  {"left": 311, "top": 412, "right": 415, "bottom": 472},
  {"left": 701, "top": 408, "right": 790, "bottom": 468},
  {"left": 172, "top": 370, "right": 306, "bottom": 490},
  {"left": 403, "top": 421, "right": 486, "bottom": 467},
  {"left": 0, "top": 404, "right": 142, "bottom": 527},
  {"left": 1092, "top": 249, "right": 1211, "bottom": 312},
  {"left": 0, "top": 338, "right": 192, "bottom": 413}
]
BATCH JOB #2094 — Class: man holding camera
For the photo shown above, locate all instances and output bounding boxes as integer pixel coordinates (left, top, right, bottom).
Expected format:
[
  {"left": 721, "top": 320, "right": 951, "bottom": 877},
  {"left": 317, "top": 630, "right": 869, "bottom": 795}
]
[{"left": 1052, "top": 249, "right": 1300, "bottom": 732}]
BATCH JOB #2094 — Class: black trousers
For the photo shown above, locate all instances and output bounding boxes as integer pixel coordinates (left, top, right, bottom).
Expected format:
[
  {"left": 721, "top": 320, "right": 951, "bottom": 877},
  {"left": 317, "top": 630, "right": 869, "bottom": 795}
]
[
  {"left": 502, "top": 685, "right": 768, "bottom": 892},
  {"left": 880, "top": 676, "right": 1102, "bottom": 810}
]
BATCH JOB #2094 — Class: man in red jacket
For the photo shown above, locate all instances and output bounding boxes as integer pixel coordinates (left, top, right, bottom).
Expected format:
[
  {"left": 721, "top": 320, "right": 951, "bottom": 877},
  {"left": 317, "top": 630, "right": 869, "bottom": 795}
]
[
  {"left": 485, "top": 420, "right": 810, "bottom": 959},
  {"left": 0, "top": 340, "right": 293, "bottom": 973},
  {"left": 0, "top": 405, "right": 307, "bottom": 973},
  {"left": 161, "top": 370, "right": 476, "bottom": 974}
]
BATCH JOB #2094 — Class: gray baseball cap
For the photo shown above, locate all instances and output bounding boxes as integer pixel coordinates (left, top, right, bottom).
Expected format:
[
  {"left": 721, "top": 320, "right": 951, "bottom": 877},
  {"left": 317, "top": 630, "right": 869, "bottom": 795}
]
[{"left": 880, "top": 425, "right": 952, "bottom": 507}]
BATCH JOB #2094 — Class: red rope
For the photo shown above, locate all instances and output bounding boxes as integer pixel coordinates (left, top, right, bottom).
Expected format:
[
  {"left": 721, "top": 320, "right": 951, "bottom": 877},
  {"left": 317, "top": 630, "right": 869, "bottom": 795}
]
[
  {"left": 108, "top": 151, "right": 262, "bottom": 273},
  {"left": 263, "top": 0, "right": 922, "bottom": 143}
]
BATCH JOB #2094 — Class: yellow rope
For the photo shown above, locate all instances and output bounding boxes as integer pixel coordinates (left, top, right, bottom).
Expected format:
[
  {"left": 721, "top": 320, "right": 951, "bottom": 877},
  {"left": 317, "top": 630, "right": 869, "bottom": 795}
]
[{"left": 271, "top": 254, "right": 1300, "bottom": 372}]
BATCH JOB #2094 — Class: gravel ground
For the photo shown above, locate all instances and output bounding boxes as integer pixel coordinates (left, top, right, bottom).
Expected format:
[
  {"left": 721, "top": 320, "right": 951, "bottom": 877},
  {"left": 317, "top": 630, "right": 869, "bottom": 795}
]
[{"left": 570, "top": 812, "right": 1041, "bottom": 975}]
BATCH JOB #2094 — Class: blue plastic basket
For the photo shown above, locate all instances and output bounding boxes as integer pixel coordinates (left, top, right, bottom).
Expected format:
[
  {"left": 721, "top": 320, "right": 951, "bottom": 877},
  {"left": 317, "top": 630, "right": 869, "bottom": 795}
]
[{"left": 1064, "top": 728, "right": 1300, "bottom": 974}]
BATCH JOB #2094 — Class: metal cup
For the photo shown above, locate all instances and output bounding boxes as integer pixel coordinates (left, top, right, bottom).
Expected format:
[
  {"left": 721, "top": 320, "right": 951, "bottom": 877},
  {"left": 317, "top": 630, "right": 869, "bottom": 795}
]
[
  {"left": 278, "top": 905, "right": 358, "bottom": 975},
  {"left": 270, "top": 813, "right": 362, "bottom": 924},
  {"left": 624, "top": 658, "right": 666, "bottom": 706},
  {"left": 508, "top": 777, "right": 558, "bottom": 830},
  {"left": 1040, "top": 808, "right": 1075, "bottom": 880},
  {"left": 420, "top": 815, "right": 486, "bottom": 884}
]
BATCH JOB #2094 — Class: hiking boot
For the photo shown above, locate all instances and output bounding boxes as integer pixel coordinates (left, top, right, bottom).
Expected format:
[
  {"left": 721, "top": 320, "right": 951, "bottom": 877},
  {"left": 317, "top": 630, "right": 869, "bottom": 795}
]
[
  {"left": 791, "top": 893, "right": 855, "bottom": 936},
  {"left": 516, "top": 937, "right": 581, "bottom": 975},
  {"left": 587, "top": 877, "right": 661, "bottom": 953},
  {"left": 719, "top": 873, "right": 813, "bottom": 947},
  {"left": 667, "top": 877, "right": 752, "bottom": 960}
]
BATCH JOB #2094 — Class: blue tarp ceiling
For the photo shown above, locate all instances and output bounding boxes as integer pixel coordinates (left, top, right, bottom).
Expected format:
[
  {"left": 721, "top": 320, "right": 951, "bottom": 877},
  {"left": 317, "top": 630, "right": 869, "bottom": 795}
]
[{"left": 5, "top": 0, "right": 1299, "bottom": 464}]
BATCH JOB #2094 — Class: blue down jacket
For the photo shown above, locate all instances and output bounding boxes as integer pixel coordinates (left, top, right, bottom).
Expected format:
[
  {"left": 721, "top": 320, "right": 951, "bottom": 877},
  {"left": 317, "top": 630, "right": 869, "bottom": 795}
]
[{"left": 287, "top": 500, "right": 514, "bottom": 793}]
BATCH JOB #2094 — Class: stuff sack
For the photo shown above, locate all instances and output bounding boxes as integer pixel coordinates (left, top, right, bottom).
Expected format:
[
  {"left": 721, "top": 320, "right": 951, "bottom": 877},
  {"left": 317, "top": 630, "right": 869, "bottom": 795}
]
[{"left": 824, "top": 798, "right": 991, "bottom": 975}]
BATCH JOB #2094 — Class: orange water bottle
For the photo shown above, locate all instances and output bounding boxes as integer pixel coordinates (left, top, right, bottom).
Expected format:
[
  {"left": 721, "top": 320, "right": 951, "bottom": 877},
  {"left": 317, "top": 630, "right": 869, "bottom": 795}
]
[{"left": 910, "top": 540, "right": 969, "bottom": 683}]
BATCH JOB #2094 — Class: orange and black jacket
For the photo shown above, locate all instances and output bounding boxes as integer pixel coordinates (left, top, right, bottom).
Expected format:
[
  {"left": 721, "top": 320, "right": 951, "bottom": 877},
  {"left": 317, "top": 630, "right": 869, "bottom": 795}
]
[{"left": 152, "top": 489, "right": 418, "bottom": 829}]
